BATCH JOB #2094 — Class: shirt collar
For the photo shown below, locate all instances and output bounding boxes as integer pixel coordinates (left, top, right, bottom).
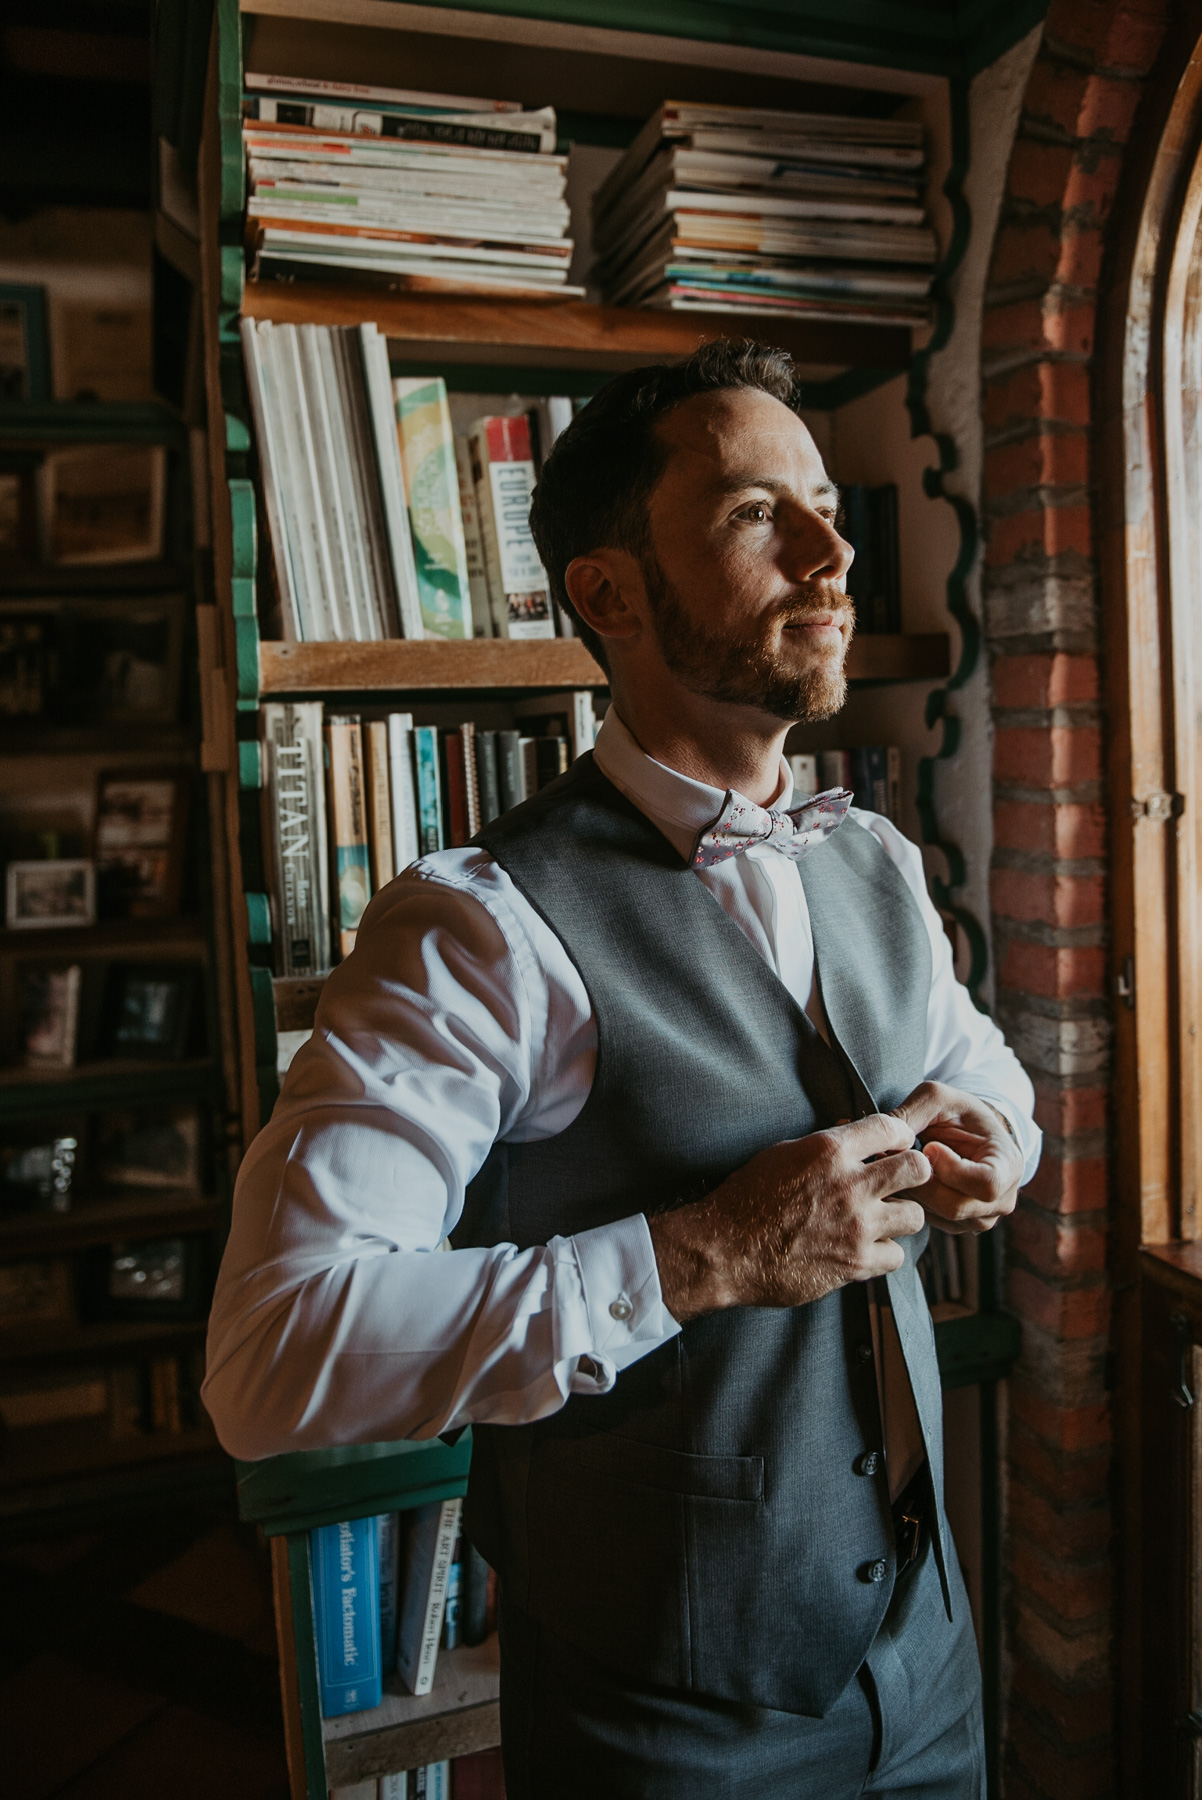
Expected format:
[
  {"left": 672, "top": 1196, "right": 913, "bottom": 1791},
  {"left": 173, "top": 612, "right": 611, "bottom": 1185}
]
[{"left": 591, "top": 707, "right": 794, "bottom": 863}]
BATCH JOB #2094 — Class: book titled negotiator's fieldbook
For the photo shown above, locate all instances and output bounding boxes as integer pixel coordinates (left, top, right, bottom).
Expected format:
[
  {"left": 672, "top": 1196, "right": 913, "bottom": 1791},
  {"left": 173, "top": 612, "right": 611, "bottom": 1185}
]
[{"left": 313, "top": 1516, "right": 383, "bottom": 1716}]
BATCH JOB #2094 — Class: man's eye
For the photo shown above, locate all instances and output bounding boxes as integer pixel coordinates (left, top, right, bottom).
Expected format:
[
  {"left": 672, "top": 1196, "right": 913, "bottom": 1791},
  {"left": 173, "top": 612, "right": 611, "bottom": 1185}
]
[{"left": 739, "top": 503, "right": 770, "bottom": 524}]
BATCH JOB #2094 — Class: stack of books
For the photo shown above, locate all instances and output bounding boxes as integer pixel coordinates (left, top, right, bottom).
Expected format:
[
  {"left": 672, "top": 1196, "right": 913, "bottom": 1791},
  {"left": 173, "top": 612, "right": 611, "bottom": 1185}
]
[
  {"left": 262, "top": 693, "right": 598, "bottom": 976},
  {"left": 242, "top": 72, "right": 581, "bottom": 299},
  {"left": 241, "top": 319, "right": 573, "bottom": 642},
  {"left": 789, "top": 747, "right": 901, "bottom": 821},
  {"left": 592, "top": 101, "right": 937, "bottom": 325}
]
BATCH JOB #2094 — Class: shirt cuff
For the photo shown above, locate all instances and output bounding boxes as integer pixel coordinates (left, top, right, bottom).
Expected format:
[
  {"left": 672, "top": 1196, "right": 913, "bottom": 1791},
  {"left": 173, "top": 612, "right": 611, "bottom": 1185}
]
[
  {"left": 552, "top": 1214, "right": 682, "bottom": 1395},
  {"left": 951, "top": 1078, "right": 1043, "bottom": 1186}
]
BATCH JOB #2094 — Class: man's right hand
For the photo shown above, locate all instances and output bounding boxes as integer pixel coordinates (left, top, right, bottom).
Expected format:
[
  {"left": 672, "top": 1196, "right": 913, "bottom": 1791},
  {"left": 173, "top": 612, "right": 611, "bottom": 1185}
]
[{"left": 647, "top": 1116, "right": 931, "bottom": 1324}]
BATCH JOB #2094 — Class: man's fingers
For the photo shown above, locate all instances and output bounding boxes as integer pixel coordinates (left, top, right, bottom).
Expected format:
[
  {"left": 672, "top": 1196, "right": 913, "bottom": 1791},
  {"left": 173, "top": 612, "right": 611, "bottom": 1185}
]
[
  {"left": 862, "top": 1148, "right": 931, "bottom": 1200},
  {"left": 829, "top": 1111, "right": 917, "bottom": 1161},
  {"left": 891, "top": 1081, "right": 997, "bottom": 1139},
  {"left": 868, "top": 1195, "right": 927, "bottom": 1241},
  {"left": 924, "top": 1139, "right": 1013, "bottom": 1202}
]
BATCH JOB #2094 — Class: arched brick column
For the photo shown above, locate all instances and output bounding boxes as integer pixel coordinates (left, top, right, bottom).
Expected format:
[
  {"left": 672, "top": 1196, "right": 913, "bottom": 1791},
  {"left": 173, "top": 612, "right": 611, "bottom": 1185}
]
[{"left": 980, "top": 2, "right": 1170, "bottom": 1792}]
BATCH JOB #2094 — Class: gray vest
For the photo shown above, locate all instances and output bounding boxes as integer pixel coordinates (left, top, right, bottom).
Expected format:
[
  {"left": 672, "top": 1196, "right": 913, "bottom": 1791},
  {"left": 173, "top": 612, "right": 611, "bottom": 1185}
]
[{"left": 456, "top": 756, "right": 950, "bottom": 1716}]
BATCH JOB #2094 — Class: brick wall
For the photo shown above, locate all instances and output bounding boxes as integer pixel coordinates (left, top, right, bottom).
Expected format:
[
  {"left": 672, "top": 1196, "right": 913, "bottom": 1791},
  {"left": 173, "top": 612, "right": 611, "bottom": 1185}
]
[{"left": 980, "top": 3, "right": 1170, "bottom": 1792}]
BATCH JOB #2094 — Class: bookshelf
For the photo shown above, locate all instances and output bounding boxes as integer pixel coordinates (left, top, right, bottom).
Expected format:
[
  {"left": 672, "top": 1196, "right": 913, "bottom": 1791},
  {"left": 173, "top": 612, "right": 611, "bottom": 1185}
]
[
  {"left": 0, "top": 372, "right": 231, "bottom": 1531},
  {"left": 186, "top": 0, "right": 1031, "bottom": 1791}
]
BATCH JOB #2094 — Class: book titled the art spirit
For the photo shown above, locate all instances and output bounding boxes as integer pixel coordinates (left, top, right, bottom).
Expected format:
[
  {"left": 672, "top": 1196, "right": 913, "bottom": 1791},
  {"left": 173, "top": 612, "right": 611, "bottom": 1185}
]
[{"left": 312, "top": 1516, "right": 383, "bottom": 1717}]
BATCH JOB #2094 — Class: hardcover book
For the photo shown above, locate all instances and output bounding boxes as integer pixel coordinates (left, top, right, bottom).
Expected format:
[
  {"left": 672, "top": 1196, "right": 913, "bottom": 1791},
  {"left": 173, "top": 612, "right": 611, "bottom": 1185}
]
[
  {"left": 393, "top": 377, "right": 473, "bottom": 640},
  {"left": 397, "top": 1498, "right": 461, "bottom": 1695},
  {"left": 469, "top": 415, "right": 554, "bottom": 639},
  {"left": 311, "top": 1517, "right": 383, "bottom": 1717},
  {"left": 325, "top": 714, "right": 372, "bottom": 958},
  {"left": 262, "top": 701, "right": 331, "bottom": 977}
]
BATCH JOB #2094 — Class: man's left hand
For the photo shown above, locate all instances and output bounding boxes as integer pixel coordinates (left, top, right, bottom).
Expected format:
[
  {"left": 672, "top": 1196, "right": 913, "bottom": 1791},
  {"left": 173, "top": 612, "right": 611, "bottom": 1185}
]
[{"left": 890, "top": 1081, "right": 1024, "bottom": 1235}]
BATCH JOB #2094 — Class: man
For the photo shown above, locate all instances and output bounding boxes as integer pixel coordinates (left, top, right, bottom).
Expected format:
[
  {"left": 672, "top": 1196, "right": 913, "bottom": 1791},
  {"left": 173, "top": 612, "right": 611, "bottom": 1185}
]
[{"left": 205, "top": 340, "right": 1038, "bottom": 1797}]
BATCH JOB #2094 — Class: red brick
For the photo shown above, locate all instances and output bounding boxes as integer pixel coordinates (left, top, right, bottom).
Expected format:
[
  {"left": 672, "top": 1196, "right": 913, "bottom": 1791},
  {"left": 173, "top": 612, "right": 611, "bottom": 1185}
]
[
  {"left": 1042, "top": 299, "right": 1097, "bottom": 359},
  {"left": 1022, "top": 62, "right": 1092, "bottom": 139},
  {"left": 1032, "top": 1078, "right": 1108, "bottom": 1140},
  {"left": 991, "top": 867, "right": 1106, "bottom": 927},
  {"left": 1010, "top": 1422, "right": 1111, "bottom": 1508},
  {"left": 1012, "top": 1382, "right": 1113, "bottom": 1453},
  {"left": 1045, "top": 0, "right": 1170, "bottom": 76},
  {"left": 1009, "top": 1266, "right": 1112, "bottom": 1339},
  {"left": 1010, "top": 1205, "right": 1108, "bottom": 1277},
  {"left": 993, "top": 725, "right": 1102, "bottom": 786},
  {"left": 1011, "top": 1536, "right": 1113, "bottom": 1621},
  {"left": 985, "top": 432, "right": 1091, "bottom": 498},
  {"left": 1009, "top": 138, "right": 1076, "bottom": 208},
  {"left": 1010, "top": 1480, "right": 1113, "bottom": 1562},
  {"left": 1057, "top": 222, "right": 1106, "bottom": 289},
  {"left": 1062, "top": 160, "right": 1122, "bottom": 221},
  {"left": 982, "top": 296, "right": 1053, "bottom": 357},
  {"left": 993, "top": 798, "right": 1106, "bottom": 860},
  {"left": 986, "top": 504, "right": 1093, "bottom": 565},
  {"left": 1075, "top": 72, "right": 1143, "bottom": 142},
  {"left": 1039, "top": 359, "right": 1094, "bottom": 427},
  {"left": 998, "top": 941, "right": 1107, "bottom": 999},
  {"left": 1021, "top": 1156, "right": 1110, "bottom": 1216},
  {"left": 990, "top": 220, "right": 1063, "bottom": 288},
  {"left": 1011, "top": 1660, "right": 1113, "bottom": 1743}
]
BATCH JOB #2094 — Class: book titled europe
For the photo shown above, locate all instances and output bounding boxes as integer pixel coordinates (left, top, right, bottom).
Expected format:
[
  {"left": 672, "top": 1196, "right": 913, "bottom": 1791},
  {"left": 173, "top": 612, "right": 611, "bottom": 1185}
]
[
  {"left": 311, "top": 1516, "right": 382, "bottom": 1717},
  {"left": 469, "top": 414, "right": 555, "bottom": 639},
  {"left": 392, "top": 377, "right": 473, "bottom": 640}
]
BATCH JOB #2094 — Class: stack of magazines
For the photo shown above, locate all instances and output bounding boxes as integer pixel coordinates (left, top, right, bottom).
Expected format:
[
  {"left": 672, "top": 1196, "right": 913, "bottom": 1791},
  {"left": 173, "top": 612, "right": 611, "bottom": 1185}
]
[
  {"left": 592, "top": 101, "right": 937, "bottom": 325},
  {"left": 242, "top": 72, "right": 581, "bottom": 298}
]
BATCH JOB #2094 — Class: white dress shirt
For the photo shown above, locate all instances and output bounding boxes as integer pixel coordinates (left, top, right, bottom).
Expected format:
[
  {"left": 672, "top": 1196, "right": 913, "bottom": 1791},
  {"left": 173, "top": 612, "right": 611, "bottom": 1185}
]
[{"left": 203, "top": 710, "right": 1040, "bottom": 1463}]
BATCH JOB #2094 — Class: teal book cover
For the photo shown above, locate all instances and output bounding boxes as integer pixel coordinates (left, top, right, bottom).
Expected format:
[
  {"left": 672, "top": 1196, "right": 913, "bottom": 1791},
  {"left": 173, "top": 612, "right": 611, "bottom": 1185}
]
[
  {"left": 414, "top": 725, "right": 444, "bottom": 855},
  {"left": 312, "top": 1516, "right": 383, "bottom": 1718},
  {"left": 393, "top": 377, "right": 473, "bottom": 641}
]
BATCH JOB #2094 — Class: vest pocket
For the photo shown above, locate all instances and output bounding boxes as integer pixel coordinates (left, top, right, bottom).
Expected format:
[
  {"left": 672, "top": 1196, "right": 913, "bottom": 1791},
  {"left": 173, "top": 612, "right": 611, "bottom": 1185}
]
[{"left": 553, "top": 1430, "right": 765, "bottom": 1500}]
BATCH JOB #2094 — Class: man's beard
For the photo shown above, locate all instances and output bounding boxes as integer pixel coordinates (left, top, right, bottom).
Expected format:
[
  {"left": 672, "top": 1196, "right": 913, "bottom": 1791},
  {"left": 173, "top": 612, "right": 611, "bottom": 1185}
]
[{"left": 642, "top": 556, "right": 854, "bottom": 724}]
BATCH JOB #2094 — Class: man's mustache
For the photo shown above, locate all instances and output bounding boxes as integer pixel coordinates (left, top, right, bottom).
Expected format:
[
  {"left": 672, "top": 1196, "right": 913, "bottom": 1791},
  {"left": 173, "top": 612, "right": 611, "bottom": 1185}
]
[{"left": 774, "top": 584, "right": 856, "bottom": 627}]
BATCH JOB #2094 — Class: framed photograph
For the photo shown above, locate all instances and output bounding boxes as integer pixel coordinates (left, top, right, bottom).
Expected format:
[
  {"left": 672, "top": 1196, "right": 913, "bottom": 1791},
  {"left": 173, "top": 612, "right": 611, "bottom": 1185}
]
[
  {"left": 102, "top": 963, "right": 198, "bottom": 1062},
  {"left": 0, "top": 1136, "right": 77, "bottom": 1214},
  {"left": 63, "top": 597, "right": 183, "bottom": 725},
  {"left": 16, "top": 963, "right": 81, "bottom": 1069},
  {"left": 79, "top": 1233, "right": 209, "bottom": 1323},
  {"left": 95, "top": 1105, "right": 200, "bottom": 1191},
  {"left": 0, "top": 283, "right": 51, "bottom": 404},
  {"left": 5, "top": 859, "right": 95, "bottom": 931},
  {"left": 37, "top": 442, "right": 166, "bottom": 566},
  {"left": 95, "top": 771, "right": 189, "bottom": 919}
]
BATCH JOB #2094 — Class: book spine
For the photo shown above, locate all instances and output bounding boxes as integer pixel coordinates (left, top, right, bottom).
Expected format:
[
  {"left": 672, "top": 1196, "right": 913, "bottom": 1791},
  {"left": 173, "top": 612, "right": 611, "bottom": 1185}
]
[
  {"left": 240, "top": 319, "right": 302, "bottom": 639},
  {"left": 453, "top": 437, "right": 494, "bottom": 637},
  {"left": 262, "top": 701, "right": 331, "bottom": 977},
  {"left": 424, "top": 1764, "right": 450, "bottom": 1799},
  {"left": 788, "top": 752, "right": 818, "bottom": 799},
  {"left": 378, "top": 1513, "right": 400, "bottom": 1677},
  {"left": 397, "top": 1497, "right": 462, "bottom": 1696},
  {"left": 273, "top": 323, "right": 341, "bottom": 640},
  {"left": 365, "top": 718, "right": 395, "bottom": 891},
  {"left": 818, "top": 749, "right": 852, "bottom": 792},
  {"left": 534, "top": 735, "right": 568, "bottom": 789},
  {"left": 520, "top": 736, "right": 539, "bottom": 797},
  {"left": 413, "top": 725, "right": 445, "bottom": 855},
  {"left": 570, "top": 690, "right": 595, "bottom": 759},
  {"left": 388, "top": 712, "right": 420, "bottom": 868},
  {"left": 313, "top": 324, "right": 377, "bottom": 640},
  {"left": 459, "top": 1539, "right": 492, "bottom": 1647},
  {"left": 442, "top": 1530, "right": 462, "bottom": 1649},
  {"left": 864, "top": 743, "right": 889, "bottom": 816},
  {"left": 393, "top": 378, "right": 473, "bottom": 640},
  {"left": 442, "top": 729, "right": 469, "bottom": 848},
  {"left": 297, "top": 325, "right": 356, "bottom": 640},
  {"left": 379, "top": 1776, "right": 409, "bottom": 1800},
  {"left": 886, "top": 744, "right": 901, "bottom": 826},
  {"left": 461, "top": 719, "right": 481, "bottom": 837},
  {"left": 496, "top": 730, "right": 525, "bottom": 812},
  {"left": 469, "top": 416, "right": 555, "bottom": 640},
  {"left": 358, "top": 324, "right": 424, "bottom": 639},
  {"left": 475, "top": 730, "right": 501, "bottom": 826},
  {"left": 325, "top": 715, "right": 372, "bottom": 959},
  {"left": 311, "top": 1517, "right": 383, "bottom": 1717},
  {"left": 331, "top": 327, "right": 395, "bottom": 638}
]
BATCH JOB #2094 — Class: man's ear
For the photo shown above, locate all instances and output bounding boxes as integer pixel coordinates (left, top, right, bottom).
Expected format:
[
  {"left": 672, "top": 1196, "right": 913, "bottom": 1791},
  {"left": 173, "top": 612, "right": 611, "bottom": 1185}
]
[{"left": 564, "top": 548, "right": 645, "bottom": 648}]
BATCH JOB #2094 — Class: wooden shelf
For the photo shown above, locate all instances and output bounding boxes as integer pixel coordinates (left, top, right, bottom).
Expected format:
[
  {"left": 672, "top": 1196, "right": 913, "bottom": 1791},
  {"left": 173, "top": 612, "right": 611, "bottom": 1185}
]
[
  {"left": 0, "top": 915, "right": 207, "bottom": 960},
  {"left": 258, "top": 632, "right": 947, "bottom": 698},
  {"left": 0, "top": 1058, "right": 218, "bottom": 1121},
  {"left": 323, "top": 1639, "right": 500, "bottom": 1786},
  {"left": 0, "top": 401, "right": 185, "bottom": 447},
  {"left": 0, "top": 1315, "right": 207, "bottom": 1370},
  {"left": 0, "top": 1190, "right": 222, "bottom": 1260},
  {"left": 242, "top": 284, "right": 913, "bottom": 377},
  {"left": 0, "top": 1417, "right": 219, "bottom": 1492},
  {"left": 0, "top": 561, "right": 186, "bottom": 596},
  {"left": 274, "top": 976, "right": 326, "bottom": 1035}
]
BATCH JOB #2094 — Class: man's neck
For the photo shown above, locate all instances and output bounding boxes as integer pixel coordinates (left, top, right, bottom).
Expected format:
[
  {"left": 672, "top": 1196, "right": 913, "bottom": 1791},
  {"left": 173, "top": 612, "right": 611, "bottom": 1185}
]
[{"left": 610, "top": 682, "right": 790, "bottom": 807}]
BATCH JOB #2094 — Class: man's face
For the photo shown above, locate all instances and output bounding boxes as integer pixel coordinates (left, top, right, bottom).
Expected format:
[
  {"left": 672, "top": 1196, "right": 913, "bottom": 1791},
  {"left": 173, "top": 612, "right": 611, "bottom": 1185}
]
[{"left": 640, "top": 387, "right": 855, "bottom": 723}]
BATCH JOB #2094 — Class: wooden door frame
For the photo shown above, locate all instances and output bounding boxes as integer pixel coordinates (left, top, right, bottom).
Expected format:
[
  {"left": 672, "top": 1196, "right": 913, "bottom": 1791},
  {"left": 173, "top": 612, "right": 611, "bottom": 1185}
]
[{"left": 1094, "top": 9, "right": 1202, "bottom": 1786}]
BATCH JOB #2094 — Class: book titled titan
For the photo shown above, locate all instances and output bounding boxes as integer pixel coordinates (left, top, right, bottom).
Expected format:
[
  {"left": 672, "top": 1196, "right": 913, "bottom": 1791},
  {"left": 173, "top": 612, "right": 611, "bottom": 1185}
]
[
  {"left": 261, "top": 701, "right": 331, "bottom": 977},
  {"left": 311, "top": 1516, "right": 382, "bottom": 1717}
]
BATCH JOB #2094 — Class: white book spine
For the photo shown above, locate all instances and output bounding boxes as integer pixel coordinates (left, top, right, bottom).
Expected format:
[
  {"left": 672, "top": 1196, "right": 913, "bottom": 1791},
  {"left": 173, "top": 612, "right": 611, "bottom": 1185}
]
[
  {"left": 387, "top": 712, "right": 420, "bottom": 871},
  {"left": 333, "top": 329, "right": 395, "bottom": 638},
  {"left": 274, "top": 326, "right": 341, "bottom": 640},
  {"left": 359, "top": 326, "right": 424, "bottom": 639},
  {"left": 262, "top": 701, "right": 331, "bottom": 977},
  {"left": 570, "top": 690, "right": 596, "bottom": 759},
  {"left": 396, "top": 1499, "right": 461, "bottom": 1697},
  {"left": 240, "top": 319, "right": 302, "bottom": 640},
  {"left": 299, "top": 325, "right": 358, "bottom": 640}
]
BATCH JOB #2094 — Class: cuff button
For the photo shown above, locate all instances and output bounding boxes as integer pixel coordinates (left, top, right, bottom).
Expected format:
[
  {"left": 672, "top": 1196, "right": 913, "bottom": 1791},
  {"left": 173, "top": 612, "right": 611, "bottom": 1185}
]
[
  {"left": 609, "top": 1297, "right": 633, "bottom": 1322},
  {"left": 859, "top": 1559, "right": 889, "bottom": 1584}
]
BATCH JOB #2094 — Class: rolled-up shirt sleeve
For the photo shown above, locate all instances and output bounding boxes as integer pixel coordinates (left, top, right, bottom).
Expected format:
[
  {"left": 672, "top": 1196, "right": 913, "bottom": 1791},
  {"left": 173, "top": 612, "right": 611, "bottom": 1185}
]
[{"left": 202, "top": 854, "right": 679, "bottom": 1461}]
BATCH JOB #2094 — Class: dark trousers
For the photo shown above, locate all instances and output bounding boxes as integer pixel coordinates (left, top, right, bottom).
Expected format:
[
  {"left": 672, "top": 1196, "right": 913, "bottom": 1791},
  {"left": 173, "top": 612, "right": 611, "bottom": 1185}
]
[{"left": 499, "top": 1532, "right": 985, "bottom": 1798}]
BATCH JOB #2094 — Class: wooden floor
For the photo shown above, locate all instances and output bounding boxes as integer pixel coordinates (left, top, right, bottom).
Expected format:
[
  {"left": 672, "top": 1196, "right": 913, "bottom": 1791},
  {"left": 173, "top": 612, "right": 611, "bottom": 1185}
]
[{"left": 0, "top": 1501, "right": 290, "bottom": 1800}]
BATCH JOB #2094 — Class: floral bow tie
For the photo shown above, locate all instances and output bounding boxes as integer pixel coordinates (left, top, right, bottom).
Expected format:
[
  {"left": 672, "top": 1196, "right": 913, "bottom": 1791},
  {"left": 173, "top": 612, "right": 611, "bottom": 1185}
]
[{"left": 689, "top": 787, "right": 853, "bottom": 871}]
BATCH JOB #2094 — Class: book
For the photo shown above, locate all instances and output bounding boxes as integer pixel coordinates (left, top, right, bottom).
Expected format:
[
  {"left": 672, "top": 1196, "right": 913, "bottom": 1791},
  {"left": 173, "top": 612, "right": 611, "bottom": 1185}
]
[
  {"left": 454, "top": 438, "right": 493, "bottom": 637},
  {"left": 244, "top": 71, "right": 525, "bottom": 115},
  {"left": 818, "top": 749, "right": 852, "bottom": 792},
  {"left": 388, "top": 712, "right": 420, "bottom": 870},
  {"left": 450, "top": 1749, "right": 506, "bottom": 1798},
  {"left": 469, "top": 416, "right": 554, "bottom": 639},
  {"left": 365, "top": 719, "right": 395, "bottom": 892},
  {"left": 393, "top": 378, "right": 474, "bottom": 640},
  {"left": 459, "top": 1539, "right": 493, "bottom": 1648},
  {"left": 397, "top": 1498, "right": 462, "bottom": 1696},
  {"left": 312, "top": 1517, "right": 383, "bottom": 1717},
  {"left": 325, "top": 715, "right": 372, "bottom": 959},
  {"left": 358, "top": 323, "right": 423, "bottom": 639},
  {"left": 262, "top": 702, "right": 331, "bottom": 977},
  {"left": 379, "top": 1513, "right": 400, "bottom": 1677},
  {"left": 414, "top": 725, "right": 445, "bottom": 855},
  {"left": 442, "top": 728, "right": 470, "bottom": 847},
  {"left": 788, "top": 752, "right": 818, "bottom": 799},
  {"left": 534, "top": 736, "right": 568, "bottom": 789},
  {"left": 245, "top": 101, "right": 557, "bottom": 154},
  {"left": 442, "top": 1530, "right": 462, "bottom": 1650},
  {"left": 475, "top": 731, "right": 502, "bottom": 826},
  {"left": 841, "top": 484, "right": 900, "bottom": 635},
  {"left": 496, "top": 729, "right": 525, "bottom": 811},
  {"left": 425, "top": 1766, "right": 450, "bottom": 1800}
]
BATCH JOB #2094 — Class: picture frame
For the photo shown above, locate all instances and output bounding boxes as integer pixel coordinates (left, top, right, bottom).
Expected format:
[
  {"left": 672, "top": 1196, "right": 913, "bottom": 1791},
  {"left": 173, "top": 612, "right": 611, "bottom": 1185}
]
[
  {"left": 95, "top": 769, "right": 190, "bottom": 919},
  {"left": 101, "top": 963, "right": 198, "bottom": 1062},
  {"left": 15, "top": 963, "right": 82, "bottom": 1069},
  {"left": 0, "top": 283, "right": 51, "bottom": 404},
  {"left": 5, "top": 860, "right": 96, "bottom": 931},
  {"left": 95, "top": 1105, "right": 201, "bottom": 1191},
  {"left": 37, "top": 442, "right": 166, "bottom": 566},
  {"left": 79, "top": 1233, "right": 210, "bottom": 1323}
]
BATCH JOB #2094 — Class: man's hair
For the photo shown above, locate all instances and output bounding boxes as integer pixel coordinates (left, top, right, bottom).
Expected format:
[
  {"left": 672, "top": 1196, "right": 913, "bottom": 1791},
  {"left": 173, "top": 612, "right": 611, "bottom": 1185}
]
[{"left": 529, "top": 338, "right": 798, "bottom": 670}]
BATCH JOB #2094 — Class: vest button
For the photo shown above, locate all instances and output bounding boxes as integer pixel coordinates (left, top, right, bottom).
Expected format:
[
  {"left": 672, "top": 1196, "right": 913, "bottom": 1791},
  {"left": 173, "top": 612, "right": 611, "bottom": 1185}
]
[
  {"left": 859, "top": 1559, "right": 888, "bottom": 1584},
  {"left": 609, "top": 1297, "right": 633, "bottom": 1322},
  {"left": 855, "top": 1451, "right": 881, "bottom": 1477},
  {"left": 855, "top": 1340, "right": 874, "bottom": 1364}
]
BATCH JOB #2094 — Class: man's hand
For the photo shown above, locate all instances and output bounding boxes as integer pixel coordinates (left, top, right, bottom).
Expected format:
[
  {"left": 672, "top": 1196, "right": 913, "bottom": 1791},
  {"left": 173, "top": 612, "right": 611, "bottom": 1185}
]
[
  {"left": 647, "top": 1115, "right": 931, "bottom": 1324},
  {"left": 891, "top": 1081, "right": 1024, "bottom": 1236}
]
